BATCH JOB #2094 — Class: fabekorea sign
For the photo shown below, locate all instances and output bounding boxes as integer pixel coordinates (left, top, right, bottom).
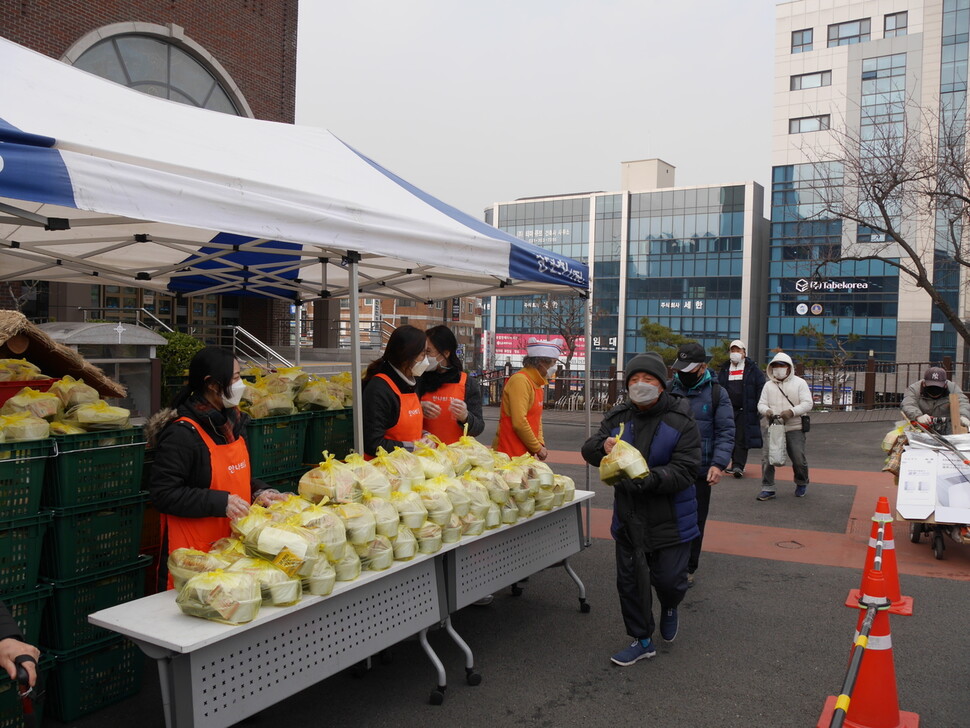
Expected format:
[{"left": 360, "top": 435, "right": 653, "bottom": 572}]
[{"left": 792, "top": 277, "right": 870, "bottom": 293}]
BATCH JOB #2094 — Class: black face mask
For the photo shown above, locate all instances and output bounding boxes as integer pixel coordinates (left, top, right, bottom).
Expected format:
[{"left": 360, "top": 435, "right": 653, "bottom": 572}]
[
  {"left": 925, "top": 385, "right": 946, "bottom": 399},
  {"left": 678, "top": 371, "right": 701, "bottom": 388}
]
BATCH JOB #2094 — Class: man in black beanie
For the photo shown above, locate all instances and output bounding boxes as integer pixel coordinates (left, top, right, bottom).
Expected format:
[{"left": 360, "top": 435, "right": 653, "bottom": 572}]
[{"left": 582, "top": 352, "right": 700, "bottom": 666}]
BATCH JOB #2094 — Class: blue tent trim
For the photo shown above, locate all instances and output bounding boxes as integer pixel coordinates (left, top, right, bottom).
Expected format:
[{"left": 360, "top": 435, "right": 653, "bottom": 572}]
[
  {"left": 0, "top": 117, "right": 76, "bottom": 209},
  {"left": 167, "top": 233, "right": 304, "bottom": 299},
  {"left": 341, "top": 140, "right": 588, "bottom": 290}
]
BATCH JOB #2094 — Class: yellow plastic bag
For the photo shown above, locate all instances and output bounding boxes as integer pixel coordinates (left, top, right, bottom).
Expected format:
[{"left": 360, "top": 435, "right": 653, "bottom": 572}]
[
  {"left": 176, "top": 570, "right": 261, "bottom": 624},
  {"left": 295, "top": 376, "right": 345, "bottom": 411},
  {"left": 882, "top": 422, "right": 908, "bottom": 453},
  {"left": 451, "top": 426, "right": 493, "bottom": 470},
  {"left": 0, "top": 358, "right": 43, "bottom": 382},
  {"left": 599, "top": 422, "right": 649, "bottom": 485},
  {"left": 49, "top": 419, "right": 86, "bottom": 435},
  {"left": 0, "top": 412, "right": 50, "bottom": 441},
  {"left": 48, "top": 375, "right": 100, "bottom": 408},
  {"left": 343, "top": 453, "right": 392, "bottom": 499},
  {"left": 67, "top": 400, "right": 131, "bottom": 430},
  {"left": 1, "top": 387, "right": 62, "bottom": 420},
  {"left": 298, "top": 453, "right": 360, "bottom": 504},
  {"left": 167, "top": 548, "right": 231, "bottom": 592}
]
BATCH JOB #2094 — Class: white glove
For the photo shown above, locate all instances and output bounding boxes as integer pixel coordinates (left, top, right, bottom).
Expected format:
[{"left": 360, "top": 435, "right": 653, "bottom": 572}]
[
  {"left": 916, "top": 414, "right": 933, "bottom": 425},
  {"left": 962, "top": 416, "right": 970, "bottom": 428}
]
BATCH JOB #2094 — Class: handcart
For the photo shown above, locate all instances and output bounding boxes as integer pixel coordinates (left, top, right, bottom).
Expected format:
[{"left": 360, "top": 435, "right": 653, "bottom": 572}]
[{"left": 897, "top": 417, "right": 970, "bottom": 560}]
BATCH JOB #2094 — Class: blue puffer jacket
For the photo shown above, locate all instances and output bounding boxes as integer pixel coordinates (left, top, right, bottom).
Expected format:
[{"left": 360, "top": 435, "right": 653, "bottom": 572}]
[
  {"left": 717, "top": 357, "right": 766, "bottom": 449},
  {"left": 668, "top": 370, "right": 736, "bottom": 476},
  {"left": 582, "top": 392, "right": 701, "bottom": 553}
]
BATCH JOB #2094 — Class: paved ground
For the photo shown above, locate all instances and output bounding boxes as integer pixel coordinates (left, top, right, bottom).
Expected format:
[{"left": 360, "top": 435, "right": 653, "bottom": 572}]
[{"left": 49, "top": 408, "right": 970, "bottom": 727}]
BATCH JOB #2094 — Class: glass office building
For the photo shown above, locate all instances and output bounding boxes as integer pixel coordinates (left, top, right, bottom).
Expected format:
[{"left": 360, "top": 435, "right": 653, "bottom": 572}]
[
  {"left": 483, "top": 161, "right": 768, "bottom": 371},
  {"left": 773, "top": 0, "right": 967, "bottom": 363}
]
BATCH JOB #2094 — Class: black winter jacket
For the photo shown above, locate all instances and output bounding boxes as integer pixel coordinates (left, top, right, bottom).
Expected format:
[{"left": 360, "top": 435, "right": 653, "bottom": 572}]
[
  {"left": 415, "top": 367, "right": 485, "bottom": 438},
  {"left": 148, "top": 400, "right": 267, "bottom": 519},
  {"left": 582, "top": 393, "right": 701, "bottom": 553},
  {"left": 362, "top": 362, "right": 421, "bottom": 456},
  {"left": 0, "top": 602, "right": 23, "bottom": 642},
  {"left": 717, "top": 357, "right": 766, "bottom": 449}
]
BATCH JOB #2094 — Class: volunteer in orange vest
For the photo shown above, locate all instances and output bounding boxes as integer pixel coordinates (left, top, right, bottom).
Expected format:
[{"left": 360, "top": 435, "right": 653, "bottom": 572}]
[
  {"left": 148, "top": 347, "right": 286, "bottom": 588},
  {"left": 361, "top": 324, "right": 429, "bottom": 457},
  {"left": 494, "top": 338, "right": 561, "bottom": 459},
  {"left": 417, "top": 325, "right": 484, "bottom": 444}
]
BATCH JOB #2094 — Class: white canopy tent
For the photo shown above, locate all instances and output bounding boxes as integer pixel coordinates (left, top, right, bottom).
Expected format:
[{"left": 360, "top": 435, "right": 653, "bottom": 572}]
[{"left": 0, "top": 37, "right": 592, "bottom": 453}]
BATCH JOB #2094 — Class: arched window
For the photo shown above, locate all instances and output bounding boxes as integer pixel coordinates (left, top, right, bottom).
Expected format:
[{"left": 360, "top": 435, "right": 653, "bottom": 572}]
[{"left": 65, "top": 23, "right": 251, "bottom": 117}]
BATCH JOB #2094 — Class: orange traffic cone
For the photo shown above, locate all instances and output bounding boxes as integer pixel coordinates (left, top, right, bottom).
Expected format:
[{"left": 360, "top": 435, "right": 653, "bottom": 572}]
[
  {"left": 818, "top": 569, "right": 920, "bottom": 728},
  {"left": 846, "top": 497, "right": 913, "bottom": 616}
]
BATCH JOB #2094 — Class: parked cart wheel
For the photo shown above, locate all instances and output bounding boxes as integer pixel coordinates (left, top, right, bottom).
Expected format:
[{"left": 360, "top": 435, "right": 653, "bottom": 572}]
[
  {"left": 465, "top": 667, "right": 482, "bottom": 686},
  {"left": 579, "top": 598, "right": 591, "bottom": 613},
  {"left": 910, "top": 523, "right": 923, "bottom": 544},
  {"left": 933, "top": 531, "right": 946, "bottom": 559},
  {"left": 429, "top": 686, "right": 446, "bottom": 705}
]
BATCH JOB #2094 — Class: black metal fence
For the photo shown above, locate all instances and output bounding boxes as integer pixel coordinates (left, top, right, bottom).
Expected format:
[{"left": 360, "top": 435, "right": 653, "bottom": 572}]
[{"left": 474, "top": 358, "right": 970, "bottom": 413}]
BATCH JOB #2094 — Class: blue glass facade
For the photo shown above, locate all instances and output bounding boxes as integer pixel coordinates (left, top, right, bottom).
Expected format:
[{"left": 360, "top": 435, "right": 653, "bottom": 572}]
[{"left": 486, "top": 182, "right": 764, "bottom": 371}]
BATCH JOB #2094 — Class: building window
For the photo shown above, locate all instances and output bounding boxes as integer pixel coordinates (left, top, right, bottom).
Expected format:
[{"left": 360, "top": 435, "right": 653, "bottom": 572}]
[
  {"left": 828, "top": 18, "right": 871, "bottom": 47},
  {"left": 789, "top": 115, "right": 831, "bottom": 134},
  {"left": 400, "top": 316, "right": 409, "bottom": 325},
  {"left": 791, "top": 28, "right": 813, "bottom": 53},
  {"left": 884, "top": 11, "right": 908, "bottom": 38},
  {"left": 397, "top": 298, "right": 414, "bottom": 307},
  {"left": 790, "top": 70, "right": 832, "bottom": 90},
  {"left": 339, "top": 299, "right": 349, "bottom": 309}
]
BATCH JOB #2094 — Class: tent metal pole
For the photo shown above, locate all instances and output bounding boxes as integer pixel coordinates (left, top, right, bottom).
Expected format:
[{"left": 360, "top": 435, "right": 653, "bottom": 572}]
[
  {"left": 294, "top": 301, "right": 302, "bottom": 366},
  {"left": 583, "top": 290, "right": 593, "bottom": 547},
  {"left": 346, "top": 251, "right": 364, "bottom": 455}
]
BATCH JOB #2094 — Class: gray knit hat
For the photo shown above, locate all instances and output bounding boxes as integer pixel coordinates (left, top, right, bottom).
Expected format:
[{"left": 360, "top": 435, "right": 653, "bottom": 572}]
[{"left": 624, "top": 352, "right": 668, "bottom": 388}]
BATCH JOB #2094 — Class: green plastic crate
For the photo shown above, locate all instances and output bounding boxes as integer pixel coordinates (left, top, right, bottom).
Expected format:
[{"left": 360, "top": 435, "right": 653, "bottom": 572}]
[
  {"left": 47, "top": 635, "right": 144, "bottom": 722},
  {"left": 0, "top": 439, "right": 50, "bottom": 519},
  {"left": 246, "top": 412, "right": 311, "bottom": 477},
  {"left": 41, "top": 556, "right": 150, "bottom": 651},
  {"left": 0, "top": 512, "right": 51, "bottom": 597},
  {"left": 302, "top": 408, "right": 354, "bottom": 463},
  {"left": 43, "top": 428, "right": 145, "bottom": 508},
  {"left": 41, "top": 492, "right": 148, "bottom": 579},
  {"left": 260, "top": 467, "right": 306, "bottom": 495},
  {"left": 0, "top": 654, "right": 54, "bottom": 728},
  {"left": 2, "top": 584, "right": 51, "bottom": 646}
]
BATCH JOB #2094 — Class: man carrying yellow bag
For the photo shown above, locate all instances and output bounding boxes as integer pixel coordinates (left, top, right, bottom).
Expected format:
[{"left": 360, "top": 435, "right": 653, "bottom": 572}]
[{"left": 581, "top": 352, "right": 700, "bottom": 667}]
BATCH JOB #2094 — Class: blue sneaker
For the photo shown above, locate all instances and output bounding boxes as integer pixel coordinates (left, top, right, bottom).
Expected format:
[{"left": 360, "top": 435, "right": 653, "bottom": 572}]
[
  {"left": 795, "top": 485, "right": 807, "bottom": 497},
  {"left": 660, "top": 608, "right": 679, "bottom": 641},
  {"left": 610, "top": 639, "right": 656, "bottom": 666},
  {"left": 757, "top": 490, "right": 776, "bottom": 501}
]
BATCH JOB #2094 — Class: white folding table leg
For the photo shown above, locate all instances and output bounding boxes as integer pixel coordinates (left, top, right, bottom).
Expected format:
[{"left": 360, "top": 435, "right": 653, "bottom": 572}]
[
  {"left": 443, "top": 616, "right": 481, "bottom": 686},
  {"left": 418, "top": 626, "right": 448, "bottom": 705},
  {"left": 561, "top": 557, "right": 591, "bottom": 612}
]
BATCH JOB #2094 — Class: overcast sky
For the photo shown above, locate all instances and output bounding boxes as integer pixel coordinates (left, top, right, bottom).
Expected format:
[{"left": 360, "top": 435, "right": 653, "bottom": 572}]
[{"left": 296, "top": 1, "right": 776, "bottom": 219}]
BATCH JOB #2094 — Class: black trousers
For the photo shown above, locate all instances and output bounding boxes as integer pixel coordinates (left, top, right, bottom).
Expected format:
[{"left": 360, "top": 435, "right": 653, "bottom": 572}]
[
  {"left": 731, "top": 408, "right": 748, "bottom": 469},
  {"left": 615, "top": 538, "right": 690, "bottom": 640},
  {"left": 689, "top": 474, "right": 711, "bottom": 573}
]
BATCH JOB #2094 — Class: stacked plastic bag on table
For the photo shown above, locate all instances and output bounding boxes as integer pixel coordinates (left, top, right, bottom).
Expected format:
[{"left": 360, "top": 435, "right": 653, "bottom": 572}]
[
  {"left": 0, "top": 358, "right": 45, "bottom": 382},
  {"left": 174, "top": 430, "right": 581, "bottom": 625}
]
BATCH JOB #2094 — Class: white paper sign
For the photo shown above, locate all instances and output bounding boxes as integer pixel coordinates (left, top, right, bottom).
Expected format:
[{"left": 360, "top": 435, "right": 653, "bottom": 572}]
[
  {"left": 896, "top": 450, "right": 937, "bottom": 520},
  {"left": 934, "top": 450, "right": 970, "bottom": 524}
]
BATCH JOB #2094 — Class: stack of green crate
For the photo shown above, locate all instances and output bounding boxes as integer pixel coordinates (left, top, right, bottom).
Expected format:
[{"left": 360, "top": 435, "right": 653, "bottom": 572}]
[
  {"left": 0, "top": 438, "right": 53, "bottom": 727},
  {"left": 39, "top": 427, "right": 150, "bottom": 722},
  {"left": 247, "top": 411, "right": 312, "bottom": 492},
  {"left": 302, "top": 408, "right": 354, "bottom": 465}
]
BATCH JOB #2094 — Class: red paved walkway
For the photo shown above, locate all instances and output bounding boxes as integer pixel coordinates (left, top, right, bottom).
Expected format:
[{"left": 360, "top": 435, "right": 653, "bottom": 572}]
[{"left": 547, "top": 449, "right": 970, "bottom": 582}]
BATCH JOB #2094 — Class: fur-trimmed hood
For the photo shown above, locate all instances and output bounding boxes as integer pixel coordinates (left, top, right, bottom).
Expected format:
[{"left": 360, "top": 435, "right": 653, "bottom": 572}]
[{"left": 145, "top": 407, "right": 177, "bottom": 449}]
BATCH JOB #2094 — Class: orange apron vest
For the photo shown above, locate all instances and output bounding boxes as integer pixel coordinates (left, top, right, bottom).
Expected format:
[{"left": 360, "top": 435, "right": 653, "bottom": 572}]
[
  {"left": 495, "top": 371, "right": 544, "bottom": 456},
  {"left": 364, "top": 373, "right": 423, "bottom": 458},
  {"left": 420, "top": 372, "right": 467, "bottom": 444},
  {"left": 161, "top": 417, "right": 251, "bottom": 588}
]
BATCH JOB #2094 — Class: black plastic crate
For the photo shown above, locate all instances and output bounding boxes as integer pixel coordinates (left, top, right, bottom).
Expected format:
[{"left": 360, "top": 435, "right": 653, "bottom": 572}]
[
  {"left": 41, "top": 492, "right": 148, "bottom": 579},
  {"left": 43, "top": 428, "right": 145, "bottom": 508},
  {"left": 259, "top": 467, "right": 306, "bottom": 495},
  {"left": 47, "top": 635, "right": 144, "bottom": 722},
  {"left": 41, "top": 556, "right": 150, "bottom": 651},
  {"left": 0, "top": 512, "right": 51, "bottom": 597}
]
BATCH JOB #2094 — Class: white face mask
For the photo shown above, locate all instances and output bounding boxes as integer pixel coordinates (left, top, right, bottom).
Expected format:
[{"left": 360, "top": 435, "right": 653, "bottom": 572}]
[
  {"left": 771, "top": 365, "right": 790, "bottom": 381},
  {"left": 629, "top": 381, "right": 660, "bottom": 405},
  {"left": 546, "top": 363, "right": 558, "bottom": 378},
  {"left": 425, "top": 355, "right": 440, "bottom": 372},
  {"left": 411, "top": 356, "right": 431, "bottom": 377},
  {"left": 730, "top": 352, "right": 743, "bottom": 365},
  {"left": 222, "top": 379, "right": 246, "bottom": 408}
]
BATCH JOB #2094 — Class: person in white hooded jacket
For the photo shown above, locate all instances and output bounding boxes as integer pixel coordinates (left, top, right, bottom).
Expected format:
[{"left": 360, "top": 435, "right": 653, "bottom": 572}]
[{"left": 755, "top": 352, "right": 813, "bottom": 500}]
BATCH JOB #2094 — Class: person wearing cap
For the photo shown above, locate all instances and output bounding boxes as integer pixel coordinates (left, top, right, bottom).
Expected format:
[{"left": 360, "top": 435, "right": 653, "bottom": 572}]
[
  {"left": 901, "top": 366, "right": 970, "bottom": 434},
  {"left": 756, "top": 352, "right": 813, "bottom": 500},
  {"left": 581, "top": 352, "right": 701, "bottom": 666},
  {"left": 717, "top": 339, "right": 766, "bottom": 478},
  {"left": 668, "top": 342, "right": 734, "bottom": 586},
  {"left": 494, "top": 338, "right": 562, "bottom": 459}
]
